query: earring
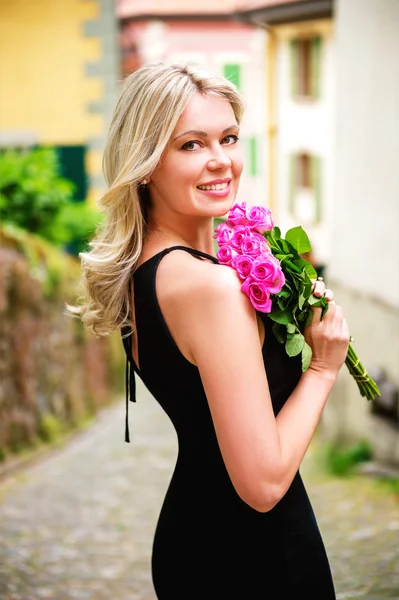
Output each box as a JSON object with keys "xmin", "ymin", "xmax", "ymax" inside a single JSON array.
[{"xmin": 141, "ymin": 179, "xmax": 148, "ymax": 186}]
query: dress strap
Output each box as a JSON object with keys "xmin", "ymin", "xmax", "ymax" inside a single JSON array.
[
  {"xmin": 161, "ymin": 245, "xmax": 219, "ymax": 265},
  {"xmin": 121, "ymin": 325, "xmax": 137, "ymax": 443}
]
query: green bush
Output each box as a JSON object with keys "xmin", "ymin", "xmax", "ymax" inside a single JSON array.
[
  {"xmin": 42, "ymin": 201, "xmax": 104, "ymax": 256},
  {"xmin": 323, "ymin": 439, "xmax": 373, "ymax": 476},
  {"xmin": 0, "ymin": 147, "xmax": 103, "ymax": 256},
  {"xmin": 0, "ymin": 147, "xmax": 74, "ymax": 233},
  {"xmin": 39, "ymin": 413, "xmax": 66, "ymax": 444}
]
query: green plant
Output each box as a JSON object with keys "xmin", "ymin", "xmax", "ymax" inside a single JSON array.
[
  {"xmin": 41, "ymin": 200, "xmax": 104, "ymax": 255},
  {"xmin": 38, "ymin": 413, "xmax": 66, "ymax": 444},
  {"xmin": 0, "ymin": 147, "xmax": 74, "ymax": 233},
  {"xmin": 0, "ymin": 147, "xmax": 103, "ymax": 256},
  {"xmin": 323, "ymin": 439, "xmax": 373, "ymax": 476},
  {"xmin": 376, "ymin": 477, "xmax": 399, "ymax": 496}
]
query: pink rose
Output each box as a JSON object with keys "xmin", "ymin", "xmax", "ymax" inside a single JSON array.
[
  {"xmin": 241, "ymin": 278, "xmax": 272, "ymax": 313},
  {"xmin": 216, "ymin": 245, "xmax": 238, "ymax": 265},
  {"xmin": 231, "ymin": 254, "xmax": 255, "ymax": 279},
  {"xmin": 227, "ymin": 202, "xmax": 249, "ymax": 226},
  {"xmin": 246, "ymin": 205, "xmax": 274, "ymax": 233},
  {"xmin": 213, "ymin": 222, "xmax": 233, "ymax": 246},
  {"xmin": 241, "ymin": 234, "xmax": 270, "ymax": 257},
  {"xmin": 213, "ymin": 221, "xmax": 226, "ymax": 237},
  {"xmin": 253, "ymin": 232, "xmax": 271, "ymax": 253},
  {"xmin": 251, "ymin": 253, "xmax": 285, "ymax": 294},
  {"xmin": 230, "ymin": 225, "xmax": 252, "ymax": 252}
]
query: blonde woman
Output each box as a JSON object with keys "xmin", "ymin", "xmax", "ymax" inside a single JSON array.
[{"xmin": 72, "ymin": 63, "xmax": 348, "ymax": 598}]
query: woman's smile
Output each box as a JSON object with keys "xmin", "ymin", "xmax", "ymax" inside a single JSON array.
[{"xmin": 197, "ymin": 178, "xmax": 232, "ymax": 196}]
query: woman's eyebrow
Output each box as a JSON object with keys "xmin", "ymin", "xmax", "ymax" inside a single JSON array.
[{"xmin": 172, "ymin": 125, "xmax": 239, "ymax": 142}]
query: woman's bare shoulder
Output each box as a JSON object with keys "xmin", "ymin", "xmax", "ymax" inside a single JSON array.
[{"xmin": 155, "ymin": 248, "xmax": 242, "ymax": 305}]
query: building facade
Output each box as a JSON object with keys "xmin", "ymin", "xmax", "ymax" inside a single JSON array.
[{"xmin": 0, "ymin": 0, "xmax": 120, "ymax": 203}]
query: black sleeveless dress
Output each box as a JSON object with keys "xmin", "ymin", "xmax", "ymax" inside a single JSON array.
[{"xmin": 121, "ymin": 246, "xmax": 336, "ymax": 600}]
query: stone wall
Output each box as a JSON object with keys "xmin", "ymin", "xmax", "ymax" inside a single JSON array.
[{"xmin": 0, "ymin": 226, "xmax": 125, "ymax": 457}]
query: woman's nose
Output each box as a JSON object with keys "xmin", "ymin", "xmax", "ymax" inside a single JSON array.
[{"xmin": 207, "ymin": 148, "xmax": 232, "ymax": 170}]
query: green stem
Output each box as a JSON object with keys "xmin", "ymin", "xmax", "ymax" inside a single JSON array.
[
  {"xmin": 344, "ymin": 343, "xmax": 380, "ymax": 401},
  {"xmin": 280, "ymin": 258, "xmax": 302, "ymax": 274}
]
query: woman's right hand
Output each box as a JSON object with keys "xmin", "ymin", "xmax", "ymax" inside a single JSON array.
[{"xmin": 304, "ymin": 298, "xmax": 350, "ymax": 379}]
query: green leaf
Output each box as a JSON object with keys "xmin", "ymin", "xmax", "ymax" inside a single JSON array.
[
  {"xmin": 307, "ymin": 295, "xmax": 325, "ymax": 306},
  {"xmin": 285, "ymin": 333, "xmax": 305, "ymax": 357},
  {"xmin": 304, "ymin": 310, "xmax": 314, "ymax": 328},
  {"xmin": 285, "ymin": 226, "xmax": 312, "ymax": 254},
  {"xmin": 272, "ymin": 322, "xmax": 286, "ymax": 344},
  {"xmin": 277, "ymin": 288, "xmax": 291, "ymax": 299},
  {"xmin": 293, "ymin": 260, "xmax": 317, "ymax": 279},
  {"xmin": 289, "ymin": 275, "xmax": 301, "ymax": 291},
  {"xmin": 268, "ymin": 309, "xmax": 293, "ymax": 325},
  {"xmin": 298, "ymin": 291, "xmax": 306, "ymax": 310},
  {"xmin": 300, "ymin": 280, "xmax": 313, "ymax": 298},
  {"xmin": 321, "ymin": 301, "xmax": 329, "ymax": 319},
  {"xmin": 272, "ymin": 226, "xmax": 281, "ymax": 238},
  {"xmin": 286, "ymin": 323, "xmax": 296, "ymax": 334},
  {"xmin": 277, "ymin": 297, "xmax": 288, "ymax": 310},
  {"xmin": 301, "ymin": 342, "xmax": 312, "ymax": 371},
  {"xmin": 278, "ymin": 239, "xmax": 292, "ymax": 254}
]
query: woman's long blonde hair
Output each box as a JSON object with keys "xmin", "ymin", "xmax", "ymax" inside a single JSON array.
[{"xmin": 68, "ymin": 62, "xmax": 244, "ymax": 337}]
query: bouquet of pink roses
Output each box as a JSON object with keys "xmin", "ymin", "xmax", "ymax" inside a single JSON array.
[{"xmin": 213, "ymin": 202, "xmax": 380, "ymax": 402}]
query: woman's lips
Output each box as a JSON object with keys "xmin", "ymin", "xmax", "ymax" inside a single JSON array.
[{"xmin": 197, "ymin": 182, "xmax": 231, "ymax": 197}]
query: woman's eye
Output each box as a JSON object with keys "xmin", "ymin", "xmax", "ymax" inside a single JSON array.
[
  {"xmin": 181, "ymin": 140, "xmax": 201, "ymax": 151},
  {"xmin": 222, "ymin": 134, "xmax": 239, "ymax": 145}
]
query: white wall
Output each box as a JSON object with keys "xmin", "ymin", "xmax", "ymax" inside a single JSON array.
[
  {"xmin": 329, "ymin": 0, "xmax": 399, "ymax": 307},
  {"xmin": 321, "ymin": 0, "xmax": 399, "ymax": 465}
]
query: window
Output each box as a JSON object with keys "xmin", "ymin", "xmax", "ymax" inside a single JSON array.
[
  {"xmin": 223, "ymin": 64, "xmax": 241, "ymax": 90},
  {"xmin": 298, "ymin": 153, "xmax": 311, "ymax": 188},
  {"xmin": 289, "ymin": 36, "xmax": 322, "ymax": 99},
  {"xmin": 289, "ymin": 153, "xmax": 322, "ymax": 224}
]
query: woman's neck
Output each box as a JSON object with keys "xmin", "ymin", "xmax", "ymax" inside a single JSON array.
[{"xmin": 147, "ymin": 219, "xmax": 215, "ymax": 257}]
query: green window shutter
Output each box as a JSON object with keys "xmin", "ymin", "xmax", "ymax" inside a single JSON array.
[
  {"xmin": 288, "ymin": 153, "xmax": 297, "ymax": 215},
  {"xmin": 223, "ymin": 64, "xmax": 241, "ymax": 90},
  {"xmin": 289, "ymin": 40, "xmax": 299, "ymax": 98},
  {"xmin": 311, "ymin": 155, "xmax": 322, "ymax": 222},
  {"xmin": 249, "ymin": 137, "xmax": 257, "ymax": 177},
  {"xmin": 55, "ymin": 145, "xmax": 87, "ymax": 201},
  {"xmin": 310, "ymin": 36, "xmax": 322, "ymax": 100}
]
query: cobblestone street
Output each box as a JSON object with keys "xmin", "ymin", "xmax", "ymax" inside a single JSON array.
[{"xmin": 0, "ymin": 380, "xmax": 398, "ymax": 600}]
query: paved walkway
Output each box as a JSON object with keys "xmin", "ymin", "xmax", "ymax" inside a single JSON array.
[{"xmin": 0, "ymin": 380, "xmax": 398, "ymax": 600}]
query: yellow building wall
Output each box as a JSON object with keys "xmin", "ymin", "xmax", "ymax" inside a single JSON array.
[
  {"xmin": 0, "ymin": 0, "xmax": 103, "ymax": 144},
  {"xmin": 272, "ymin": 18, "xmax": 333, "ymax": 40}
]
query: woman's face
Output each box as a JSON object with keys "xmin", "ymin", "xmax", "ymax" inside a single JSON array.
[{"xmin": 149, "ymin": 92, "xmax": 243, "ymax": 219}]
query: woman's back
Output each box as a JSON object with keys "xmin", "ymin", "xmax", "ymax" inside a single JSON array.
[{"xmin": 122, "ymin": 246, "xmax": 336, "ymax": 599}]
